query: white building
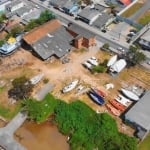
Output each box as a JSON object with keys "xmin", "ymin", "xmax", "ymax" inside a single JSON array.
[
  {"xmin": 0, "ymin": 0, "xmax": 11, "ymax": 14},
  {"xmin": 6, "ymin": 0, "xmax": 24, "ymax": 12}
]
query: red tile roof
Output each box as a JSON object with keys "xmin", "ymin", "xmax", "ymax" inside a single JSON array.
[
  {"xmin": 23, "ymin": 19, "xmax": 62, "ymax": 45},
  {"xmin": 119, "ymin": 0, "xmax": 132, "ymax": 5}
]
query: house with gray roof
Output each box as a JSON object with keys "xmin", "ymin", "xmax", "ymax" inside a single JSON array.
[
  {"xmin": 77, "ymin": 7, "xmax": 100, "ymax": 25},
  {"xmin": 139, "ymin": 28, "xmax": 150, "ymax": 50},
  {"xmin": 23, "ymin": 19, "xmax": 73, "ymax": 60},
  {"xmin": 67, "ymin": 23, "xmax": 96, "ymax": 48},
  {"xmin": 49, "ymin": 0, "xmax": 68, "ymax": 10},
  {"xmin": 125, "ymin": 91, "xmax": 150, "ymax": 140}
]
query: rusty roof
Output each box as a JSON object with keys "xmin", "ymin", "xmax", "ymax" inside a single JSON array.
[{"xmin": 23, "ymin": 19, "xmax": 62, "ymax": 45}]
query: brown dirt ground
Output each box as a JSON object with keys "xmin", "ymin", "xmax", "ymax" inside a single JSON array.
[{"xmin": 0, "ymin": 46, "xmax": 149, "ymax": 136}]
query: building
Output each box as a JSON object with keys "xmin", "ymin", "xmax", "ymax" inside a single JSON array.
[
  {"xmin": 138, "ymin": 28, "xmax": 150, "ymax": 50},
  {"xmin": 0, "ymin": 0, "xmax": 11, "ymax": 14},
  {"xmin": 62, "ymin": 1, "xmax": 79, "ymax": 15},
  {"xmin": 49, "ymin": 0, "xmax": 68, "ymax": 10},
  {"xmin": 23, "ymin": 19, "xmax": 73, "ymax": 60},
  {"xmin": 125, "ymin": 91, "xmax": 150, "ymax": 140},
  {"xmin": 93, "ymin": 12, "xmax": 113, "ymax": 29},
  {"xmin": 67, "ymin": 23, "xmax": 96, "ymax": 49},
  {"xmin": 77, "ymin": 7, "xmax": 100, "ymax": 25},
  {"xmin": 5, "ymin": 0, "xmax": 24, "ymax": 12}
]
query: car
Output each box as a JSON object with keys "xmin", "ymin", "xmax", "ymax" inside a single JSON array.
[
  {"xmin": 130, "ymin": 32, "xmax": 136, "ymax": 36},
  {"xmin": 127, "ymin": 33, "xmax": 134, "ymax": 37},
  {"xmin": 87, "ymin": 57, "xmax": 98, "ymax": 66},
  {"xmin": 35, "ymin": 5, "xmax": 40, "ymax": 9},
  {"xmin": 147, "ymin": 61, "xmax": 150, "ymax": 65},
  {"xmin": 83, "ymin": 61, "xmax": 93, "ymax": 70},
  {"xmin": 130, "ymin": 29, "xmax": 137, "ymax": 33},
  {"xmin": 117, "ymin": 47, "xmax": 124, "ymax": 52}
]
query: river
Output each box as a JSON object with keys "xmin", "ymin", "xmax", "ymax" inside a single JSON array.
[{"xmin": 15, "ymin": 121, "xmax": 70, "ymax": 150}]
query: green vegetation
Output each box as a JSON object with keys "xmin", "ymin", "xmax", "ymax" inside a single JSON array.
[
  {"xmin": 43, "ymin": 78, "xmax": 49, "ymax": 84},
  {"xmin": 138, "ymin": 134, "xmax": 150, "ymax": 150},
  {"xmin": 0, "ymin": 103, "xmax": 21, "ymax": 120},
  {"xmin": 92, "ymin": 59, "xmax": 108, "ymax": 73},
  {"xmin": 0, "ymin": 40, "xmax": 5, "ymax": 47},
  {"xmin": 8, "ymin": 76, "xmax": 33, "ymax": 100},
  {"xmin": 0, "ymin": 14, "xmax": 6, "ymax": 23},
  {"xmin": 25, "ymin": 10, "xmax": 55, "ymax": 32},
  {"xmin": 22, "ymin": 94, "xmax": 58, "ymax": 123},
  {"xmin": 137, "ymin": 11, "xmax": 150, "ymax": 26},
  {"xmin": 6, "ymin": 25, "xmax": 24, "ymax": 39},
  {"xmin": 22, "ymin": 94, "xmax": 137, "ymax": 150},
  {"xmin": 102, "ymin": 43, "xmax": 110, "ymax": 49},
  {"xmin": 92, "ymin": 65, "xmax": 106, "ymax": 73},
  {"xmin": 121, "ymin": 3, "xmax": 143, "ymax": 18},
  {"xmin": 127, "ymin": 45, "xmax": 146, "ymax": 66}
]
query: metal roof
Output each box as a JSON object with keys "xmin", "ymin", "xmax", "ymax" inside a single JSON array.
[
  {"xmin": 32, "ymin": 26, "xmax": 73, "ymax": 60},
  {"xmin": 125, "ymin": 91, "xmax": 150, "ymax": 131},
  {"xmin": 68, "ymin": 23, "xmax": 95, "ymax": 39},
  {"xmin": 78, "ymin": 7, "xmax": 100, "ymax": 21}
]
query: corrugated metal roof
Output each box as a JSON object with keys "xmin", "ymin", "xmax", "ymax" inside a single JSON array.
[{"xmin": 125, "ymin": 91, "xmax": 150, "ymax": 131}]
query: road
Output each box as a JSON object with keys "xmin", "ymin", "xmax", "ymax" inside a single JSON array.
[
  {"xmin": 0, "ymin": 112, "xmax": 27, "ymax": 150},
  {"xmin": 30, "ymin": 0, "xmax": 130, "ymax": 52}
]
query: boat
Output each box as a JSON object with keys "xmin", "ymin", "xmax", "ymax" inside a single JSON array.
[
  {"xmin": 107, "ymin": 55, "xmax": 117, "ymax": 67},
  {"xmin": 30, "ymin": 73, "xmax": 44, "ymax": 85},
  {"xmin": 62, "ymin": 80, "xmax": 79, "ymax": 93},
  {"xmin": 91, "ymin": 88, "xmax": 106, "ymax": 98},
  {"xmin": 121, "ymin": 88, "xmax": 139, "ymax": 101},
  {"xmin": 115, "ymin": 94, "xmax": 131, "ymax": 107},
  {"xmin": 109, "ymin": 100, "xmax": 126, "ymax": 111},
  {"xmin": 88, "ymin": 91, "xmax": 105, "ymax": 105},
  {"xmin": 106, "ymin": 104, "xmax": 121, "ymax": 116}
]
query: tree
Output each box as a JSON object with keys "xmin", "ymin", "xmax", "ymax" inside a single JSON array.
[
  {"xmin": 22, "ymin": 94, "xmax": 58, "ymax": 123},
  {"xmin": 102, "ymin": 43, "xmax": 110, "ymax": 49},
  {"xmin": 0, "ymin": 40, "xmax": 5, "ymax": 47},
  {"xmin": 8, "ymin": 76, "xmax": 33, "ymax": 100},
  {"xmin": 0, "ymin": 14, "xmax": 6, "ymax": 23},
  {"xmin": 127, "ymin": 45, "xmax": 146, "ymax": 66}
]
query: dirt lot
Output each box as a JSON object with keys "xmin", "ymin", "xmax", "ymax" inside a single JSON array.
[{"xmin": 0, "ymin": 46, "xmax": 149, "ymax": 135}]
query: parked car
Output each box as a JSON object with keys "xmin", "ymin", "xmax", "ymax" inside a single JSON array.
[
  {"xmin": 117, "ymin": 47, "xmax": 124, "ymax": 52},
  {"xmin": 87, "ymin": 57, "xmax": 98, "ymax": 66},
  {"xmin": 130, "ymin": 29, "xmax": 137, "ymax": 33},
  {"xmin": 82, "ymin": 61, "xmax": 93, "ymax": 70}
]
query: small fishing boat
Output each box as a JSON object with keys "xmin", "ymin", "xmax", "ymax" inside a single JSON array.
[
  {"xmin": 109, "ymin": 100, "xmax": 126, "ymax": 111},
  {"xmin": 106, "ymin": 104, "xmax": 120, "ymax": 116}
]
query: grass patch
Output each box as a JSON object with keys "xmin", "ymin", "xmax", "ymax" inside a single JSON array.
[
  {"xmin": 138, "ymin": 134, "xmax": 150, "ymax": 150},
  {"xmin": 137, "ymin": 10, "xmax": 150, "ymax": 25},
  {"xmin": 0, "ymin": 86, "xmax": 5, "ymax": 93},
  {"xmin": 121, "ymin": 3, "xmax": 143, "ymax": 18},
  {"xmin": 0, "ymin": 103, "xmax": 21, "ymax": 120}
]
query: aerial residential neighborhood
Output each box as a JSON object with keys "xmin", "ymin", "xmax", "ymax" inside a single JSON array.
[{"xmin": 0, "ymin": 0, "xmax": 150, "ymax": 150}]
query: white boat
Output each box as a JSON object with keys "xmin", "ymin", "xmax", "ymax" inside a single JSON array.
[
  {"xmin": 30, "ymin": 73, "xmax": 44, "ymax": 85},
  {"xmin": 115, "ymin": 94, "xmax": 131, "ymax": 107},
  {"xmin": 62, "ymin": 80, "xmax": 79, "ymax": 93},
  {"xmin": 121, "ymin": 88, "xmax": 139, "ymax": 101},
  {"xmin": 107, "ymin": 55, "xmax": 117, "ymax": 67}
]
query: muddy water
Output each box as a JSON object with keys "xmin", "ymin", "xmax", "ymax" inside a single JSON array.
[{"xmin": 15, "ymin": 121, "xmax": 70, "ymax": 150}]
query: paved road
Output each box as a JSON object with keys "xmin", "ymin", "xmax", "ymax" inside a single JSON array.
[{"xmin": 0, "ymin": 112, "xmax": 27, "ymax": 150}]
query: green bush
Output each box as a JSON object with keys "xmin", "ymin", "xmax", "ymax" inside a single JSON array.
[
  {"xmin": 92, "ymin": 65, "xmax": 106, "ymax": 73},
  {"xmin": 43, "ymin": 78, "xmax": 49, "ymax": 84}
]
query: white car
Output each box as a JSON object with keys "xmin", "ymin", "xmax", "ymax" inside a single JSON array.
[
  {"xmin": 83, "ymin": 61, "xmax": 93, "ymax": 70},
  {"xmin": 35, "ymin": 5, "xmax": 40, "ymax": 9},
  {"xmin": 117, "ymin": 47, "xmax": 125, "ymax": 52},
  {"xmin": 87, "ymin": 57, "xmax": 98, "ymax": 66}
]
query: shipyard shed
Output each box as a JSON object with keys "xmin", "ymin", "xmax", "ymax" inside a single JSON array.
[{"xmin": 125, "ymin": 91, "xmax": 150, "ymax": 140}]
